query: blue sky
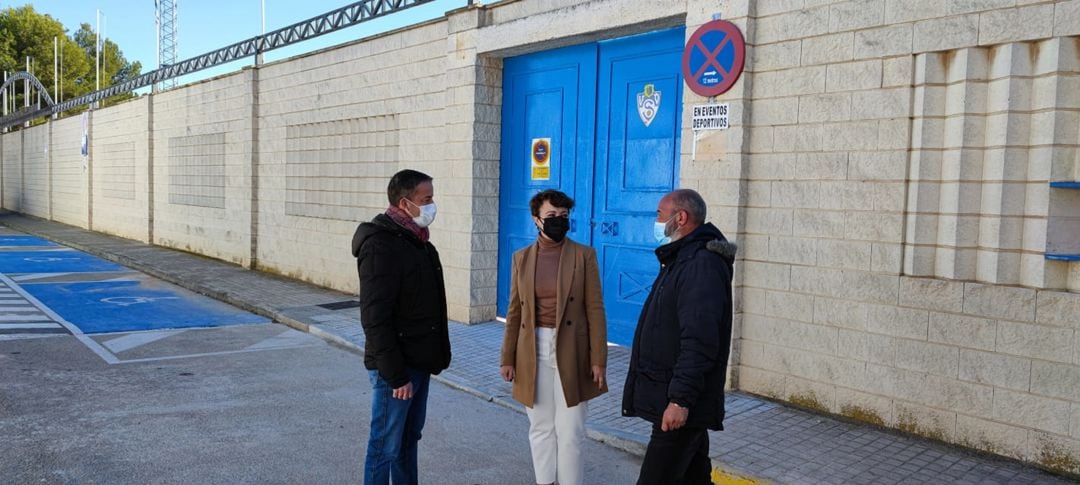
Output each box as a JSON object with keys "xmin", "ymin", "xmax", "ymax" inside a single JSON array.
[{"xmin": 6, "ymin": 0, "xmax": 464, "ymax": 89}]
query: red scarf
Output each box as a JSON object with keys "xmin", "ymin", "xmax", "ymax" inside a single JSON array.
[{"xmin": 385, "ymin": 205, "xmax": 430, "ymax": 242}]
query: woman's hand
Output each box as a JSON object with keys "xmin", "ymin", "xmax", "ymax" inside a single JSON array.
[
  {"xmin": 500, "ymin": 365, "xmax": 515, "ymax": 382},
  {"xmin": 591, "ymin": 365, "xmax": 606, "ymax": 389}
]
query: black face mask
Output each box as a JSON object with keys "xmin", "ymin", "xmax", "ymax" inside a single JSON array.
[{"xmin": 540, "ymin": 216, "xmax": 570, "ymax": 242}]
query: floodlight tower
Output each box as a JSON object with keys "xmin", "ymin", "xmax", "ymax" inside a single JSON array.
[{"xmin": 155, "ymin": 0, "xmax": 178, "ymax": 90}]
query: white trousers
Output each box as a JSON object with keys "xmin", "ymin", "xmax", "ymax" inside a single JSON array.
[{"xmin": 526, "ymin": 327, "xmax": 587, "ymax": 485}]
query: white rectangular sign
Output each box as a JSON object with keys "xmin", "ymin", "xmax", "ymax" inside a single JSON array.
[
  {"xmin": 530, "ymin": 138, "xmax": 551, "ymax": 181},
  {"xmin": 691, "ymin": 103, "xmax": 729, "ymax": 131}
]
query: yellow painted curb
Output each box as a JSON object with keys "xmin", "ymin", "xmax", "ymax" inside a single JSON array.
[{"xmin": 711, "ymin": 466, "xmax": 765, "ymax": 485}]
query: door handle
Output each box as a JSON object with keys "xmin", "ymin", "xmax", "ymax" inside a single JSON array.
[{"xmin": 600, "ymin": 221, "xmax": 619, "ymax": 236}]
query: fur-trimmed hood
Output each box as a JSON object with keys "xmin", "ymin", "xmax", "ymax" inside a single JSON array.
[{"xmin": 706, "ymin": 239, "xmax": 738, "ymax": 261}]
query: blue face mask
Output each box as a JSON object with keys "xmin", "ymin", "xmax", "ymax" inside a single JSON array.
[{"xmin": 653, "ymin": 215, "xmax": 675, "ymax": 245}]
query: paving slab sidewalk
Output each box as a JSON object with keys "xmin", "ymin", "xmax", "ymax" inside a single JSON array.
[{"xmin": 2, "ymin": 213, "xmax": 1074, "ymax": 485}]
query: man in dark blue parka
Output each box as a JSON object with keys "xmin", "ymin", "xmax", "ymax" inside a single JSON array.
[{"xmin": 622, "ymin": 189, "xmax": 737, "ymax": 485}]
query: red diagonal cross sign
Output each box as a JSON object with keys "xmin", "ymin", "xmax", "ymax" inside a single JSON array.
[
  {"xmin": 692, "ymin": 35, "xmax": 731, "ymax": 80},
  {"xmin": 682, "ymin": 19, "xmax": 746, "ymax": 97}
]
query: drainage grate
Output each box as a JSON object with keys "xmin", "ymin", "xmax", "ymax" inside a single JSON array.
[{"xmin": 317, "ymin": 300, "xmax": 362, "ymax": 311}]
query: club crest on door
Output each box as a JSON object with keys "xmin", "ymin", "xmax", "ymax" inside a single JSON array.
[{"xmin": 637, "ymin": 83, "xmax": 661, "ymax": 127}]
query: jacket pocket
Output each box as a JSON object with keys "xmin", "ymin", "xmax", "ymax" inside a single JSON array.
[
  {"xmin": 397, "ymin": 324, "xmax": 438, "ymax": 355},
  {"xmin": 632, "ymin": 368, "xmax": 673, "ymax": 418},
  {"xmin": 575, "ymin": 331, "xmax": 591, "ymax": 368},
  {"xmin": 397, "ymin": 324, "xmax": 436, "ymax": 340}
]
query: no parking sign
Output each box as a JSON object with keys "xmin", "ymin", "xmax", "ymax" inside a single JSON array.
[{"xmin": 682, "ymin": 19, "xmax": 746, "ymax": 97}]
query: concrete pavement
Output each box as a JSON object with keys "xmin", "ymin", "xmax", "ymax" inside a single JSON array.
[{"xmin": 2, "ymin": 213, "xmax": 1075, "ymax": 485}]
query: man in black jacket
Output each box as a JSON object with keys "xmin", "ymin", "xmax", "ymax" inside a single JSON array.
[
  {"xmin": 351, "ymin": 169, "xmax": 451, "ymax": 485},
  {"xmin": 622, "ymin": 188, "xmax": 737, "ymax": 485}
]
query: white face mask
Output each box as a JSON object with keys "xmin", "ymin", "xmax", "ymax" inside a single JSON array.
[{"xmin": 407, "ymin": 199, "xmax": 437, "ymax": 228}]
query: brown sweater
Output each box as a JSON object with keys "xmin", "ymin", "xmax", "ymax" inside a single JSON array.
[{"xmin": 534, "ymin": 236, "xmax": 564, "ymax": 328}]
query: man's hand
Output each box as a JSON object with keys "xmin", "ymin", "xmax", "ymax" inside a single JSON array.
[
  {"xmin": 392, "ymin": 382, "xmax": 414, "ymax": 400},
  {"xmin": 591, "ymin": 365, "xmax": 606, "ymax": 389},
  {"xmin": 661, "ymin": 402, "xmax": 689, "ymax": 432},
  {"xmin": 500, "ymin": 365, "xmax": 515, "ymax": 382}
]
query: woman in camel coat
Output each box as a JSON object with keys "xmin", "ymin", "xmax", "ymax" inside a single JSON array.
[{"xmin": 500, "ymin": 189, "xmax": 608, "ymax": 485}]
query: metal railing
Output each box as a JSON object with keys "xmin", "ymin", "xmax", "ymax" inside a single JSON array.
[{"xmin": 0, "ymin": 0, "xmax": 435, "ymax": 129}]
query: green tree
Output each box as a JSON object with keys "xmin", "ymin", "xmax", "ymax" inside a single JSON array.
[
  {"xmin": 0, "ymin": 5, "xmax": 68, "ymax": 112},
  {"xmin": 73, "ymin": 23, "xmax": 141, "ymax": 108},
  {"xmin": 0, "ymin": 5, "xmax": 142, "ymax": 123}
]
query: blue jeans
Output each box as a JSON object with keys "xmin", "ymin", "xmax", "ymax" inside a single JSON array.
[{"xmin": 364, "ymin": 369, "xmax": 431, "ymax": 485}]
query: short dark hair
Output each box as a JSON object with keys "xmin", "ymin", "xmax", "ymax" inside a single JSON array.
[
  {"xmin": 387, "ymin": 169, "xmax": 433, "ymax": 206},
  {"xmin": 669, "ymin": 189, "xmax": 707, "ymax": 224},
  {"xmin": 529, "ymin": 189, "xmax": 575, "ymax": 217}
]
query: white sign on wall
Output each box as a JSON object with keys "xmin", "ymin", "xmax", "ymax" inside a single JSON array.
[
  {"xmin": 691, "ymin": 103, "xmax": 729, "ymax": 131},
  {"xmin": 80, "ymin": 112, "xmax": 89, "ymax": 157}
]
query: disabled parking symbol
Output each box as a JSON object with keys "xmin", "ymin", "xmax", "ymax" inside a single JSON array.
[
  {"xmin": 101, "ymin": 296, "xmax": 181, "ymax": 307},
  {"xmin": 24, "ymin": 256, "xmax": 79, "ymax": 263}
]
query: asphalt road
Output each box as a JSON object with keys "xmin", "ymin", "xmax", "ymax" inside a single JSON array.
[{"xmin": 0, "ymin": 325, "xmax": 642, "ymax": 484}]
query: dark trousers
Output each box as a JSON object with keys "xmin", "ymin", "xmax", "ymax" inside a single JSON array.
[{"xmin": 637, "ymin": 424, "xmax": 711, "ymax": 485}]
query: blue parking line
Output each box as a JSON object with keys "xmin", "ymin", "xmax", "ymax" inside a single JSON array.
[
  {"xmin": 0, "ymin": 250, "xmax": 126, "ymax": 273},
  {"xmin": 0, "ymin": 235, "xmax": 59, "ymax": 247},
  {"xmin": 20, "ymin": 279, "xmax": 269, "ymax": 334},
  {"xmin": 0, "ymin": 234, "xmax": 270, "ymax": 334}
]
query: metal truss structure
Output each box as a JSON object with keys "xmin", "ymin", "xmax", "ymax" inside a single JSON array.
[
  {"xmin": 156, "ymin": 0, "xmax": 179, "ymax": 90},
  {"xmin": 0, "ymin": 0, "xmax": 434, "ymax": 129},
  {"xmin": 0, "ymin": 71, "xmax": 57, "ymax": 113}
]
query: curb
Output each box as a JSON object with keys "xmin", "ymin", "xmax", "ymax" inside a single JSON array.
[
  {"xmin": 712, "ymin": 467, "xmax": 766, "ymax": 485},
  {"xmin": 1, "ymin": 216, "xmax": 768, "ymax": 484}
]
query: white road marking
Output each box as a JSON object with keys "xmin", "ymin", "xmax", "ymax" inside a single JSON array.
[
  {"xmin": 101, "ymin": 296, "xmax": 180, "ymax": 307},
  {"xmin": 0, "ymin": 267, "xmax": 319, "ymax": 364},
  {"xmin": 0, "ymin": 333, "xmax": 65, "ymax": 341},
  {"xmin": 0, "ymin": 306, "xmax": 43, "ymax": 311},
  {"xmin": 0, "ymin": 323, "xmax": 63, "ymax": 329},
  {"xmin": 103, "ymin": 330, "xmax": 185, "ymax": 353},
  {"xmin": 115, "ymin": 344, "xmax": 322, "ymax": 364},
  {"xmin": 11, "ymin": 273, "xmax": 73, "ymax": 282},
  {"xmin": 0, "ymin": 273, "xmax": 118, "ymax": 364},
  {"xmin": 0, "ymin": 315, "xmax": 52, "ymax": 321},
  {"xmin": 245, "ymin": 330, "xmax": 321, "ymax": 350}
]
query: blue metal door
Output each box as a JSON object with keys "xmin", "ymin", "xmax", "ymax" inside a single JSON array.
[
  {"xmin": 497, "ymin": 44, "xmax": 597, "ymax": 317},
  {"xmin": 498, "ymin": 28, "xmax": 683, "ymax": 346},
  {"xmin": 593, "ymin": 29, "xmax": 684, "ymax": 345}
]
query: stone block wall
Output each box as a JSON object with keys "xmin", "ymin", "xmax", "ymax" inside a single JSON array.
[
  {"xmin": 254, "ymin": 20, "xmax": 451, "ymax": 297},
  {"xmin": 20, "ymin": 124, "xmax": 48, "ymax": 219},
  {"xmin": 92, "ymin": 97, "xmax": 150, "ymax": 242},
  {"xmin": 444, "ymin": 9, "xmax": 495, "ymax": 323},
  {"xmin": 905, "ymin": 39, "xmax": 1079, "ymax": 289},
  {"xmin": 151, "ymin": 72, "xmax": 253, "ymax": 266},
  {"xmin": 49, "ymin": 115, "xmax": 88, "ymax": 228},
  {"xmin": 3, "ymin": 129, "xmax": 21, "ymax": 211},
  {"xmin": 735, "ymin": 0, "xmax": 1080, "ymax": 473}
]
